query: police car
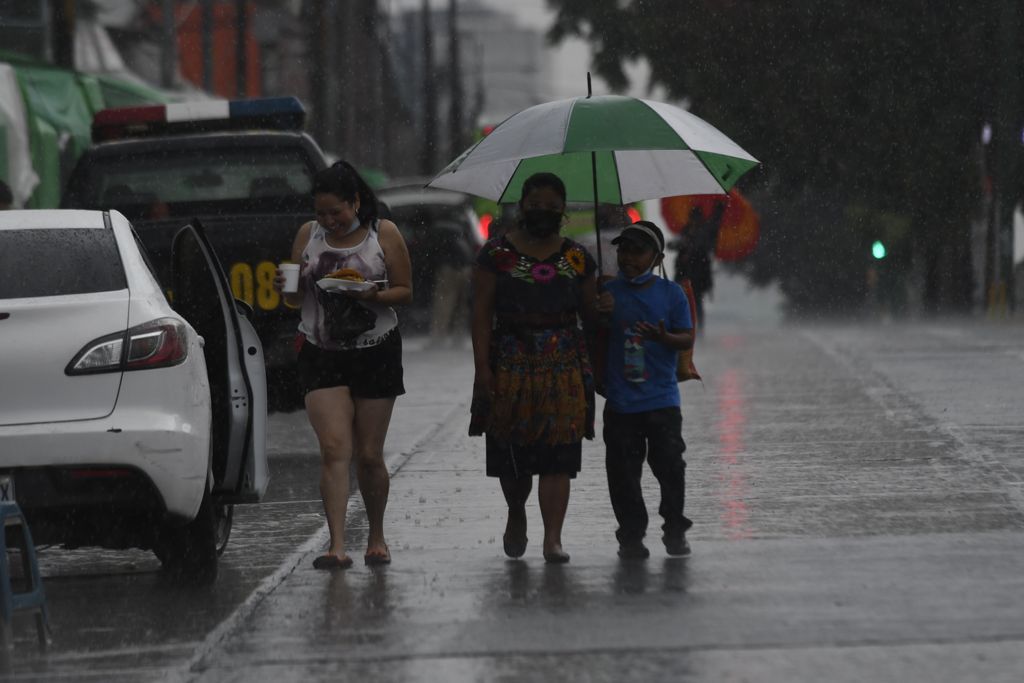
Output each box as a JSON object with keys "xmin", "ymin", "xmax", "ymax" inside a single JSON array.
[{"xmin": 62, "ymin": 97, "xmax": 329, "ymax": 371}]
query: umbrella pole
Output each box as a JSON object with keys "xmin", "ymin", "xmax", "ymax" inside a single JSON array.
[
  {"xmin": 586, "ymin": 72, "xmax": 604, "ymax": 275},
  {"xmin": 591, "ymin": 150, "xmax": 603, "ymax": 274}
]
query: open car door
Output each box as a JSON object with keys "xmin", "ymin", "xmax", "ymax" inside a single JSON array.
[{"xmin": 171, "ymin": 221, "xmax": 268, "ymax": 504}]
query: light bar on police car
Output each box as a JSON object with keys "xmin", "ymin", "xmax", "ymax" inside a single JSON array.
[{"xmin": 92, "ymin": 96, "xmax": 306, "ymax": 142}]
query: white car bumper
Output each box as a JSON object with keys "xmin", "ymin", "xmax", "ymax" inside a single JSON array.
[{"xmin": 0, "ymin": 407, "xmax": 209, "ymax": 520}]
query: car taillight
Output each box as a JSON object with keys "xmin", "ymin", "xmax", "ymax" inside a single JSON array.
[{"xmin": 66, "ymin": 318, "xmax": 188, "ymax": 375}]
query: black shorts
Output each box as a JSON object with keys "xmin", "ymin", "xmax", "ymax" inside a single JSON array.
[{"xmin": 297, "ymin": 329, "xmax": 405, "ymax": 398}]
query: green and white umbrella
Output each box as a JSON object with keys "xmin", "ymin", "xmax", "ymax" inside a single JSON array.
[{"xmin": 427, "ymin": 94, "xmax": 760, "ymax": 206}]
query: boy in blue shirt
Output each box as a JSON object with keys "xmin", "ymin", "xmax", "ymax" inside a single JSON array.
[{"xmin": 596, "ymin": 221, "xmax": 695, "ymax": 559}]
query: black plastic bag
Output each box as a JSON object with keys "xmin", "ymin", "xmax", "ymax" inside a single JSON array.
[{"xmin": 316, "ymin": 286, "xmax": 377, "ymax": 341}]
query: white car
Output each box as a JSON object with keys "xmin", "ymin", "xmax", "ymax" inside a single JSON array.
[{"xmin": 0, "ymin": 210, "xmax": 267, "ymax": 580}]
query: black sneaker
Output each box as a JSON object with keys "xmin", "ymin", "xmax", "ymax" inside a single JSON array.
[
  {"xmin": 617, "ymin": 540, "xmax": 650, "ymax": 560},
  {"xmin": 663, "ymin": 533, "xmax": 691, "ymax": 557}
]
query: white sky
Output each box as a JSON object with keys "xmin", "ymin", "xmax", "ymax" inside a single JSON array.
[{"xmin": 388, "ymin": 0, "xmax": 663, "ymax": 101}]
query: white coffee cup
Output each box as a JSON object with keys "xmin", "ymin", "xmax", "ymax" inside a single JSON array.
[{"xmin": 280, "ymin": 263, "xmax": 300, "ymax": 293}]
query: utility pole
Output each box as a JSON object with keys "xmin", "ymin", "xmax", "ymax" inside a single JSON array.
[
  {"xmin": 236, "ymin": 0, "xmax": 248, "ymax": 97},
  {"xmin": 448, "ymin": 0, "xmax": 464, "ymax": 160},
  {"xmin": 337, "ymin": 0, "xmax": 357, "ymax": 162},
  {"xmin": 420, "ymin": 0, "xmax": 438, "ymax": 175},
  {"xmin": 159, "ymin": 0, "xmax": 176, "ymax": 88},
  {"xmin": 367, "ymin": 1, "xmax": 385, "ymax": 170},
  {"xmin": 201, "ymin": 0, "xmax": 214, "ymax": 92},
  {"xmin": 990, "ymin": 0, "xmax": 1021, "ymax": 314},
  {"xmin": 51, "ymin": 0, "xmax": 75, "ymax": 69},
  {"xmin": 307, "ymin": 0, "xmax": 330, "ymax": 148}
]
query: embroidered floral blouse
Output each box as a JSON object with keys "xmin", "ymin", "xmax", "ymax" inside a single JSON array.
[{"xmin": 476, "ymin": 236, "xmax": 597, "ymax": 316}]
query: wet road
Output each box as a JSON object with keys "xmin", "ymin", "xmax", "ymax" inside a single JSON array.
[
  {"xmin": 4, "ymin": 301, "xmax": 1024, "ymax": 681},
  {"xmin": 1, "ymin": 452, "xmax": 324, "ymax": 680},
  {"xmin": 0, "ymin": 335, "xmax": 472, "ymax": 681}
]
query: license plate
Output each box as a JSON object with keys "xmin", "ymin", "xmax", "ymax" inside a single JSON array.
[{"xmin": 0, "ymin": 474, "xmax": 14, "ymax": 502}]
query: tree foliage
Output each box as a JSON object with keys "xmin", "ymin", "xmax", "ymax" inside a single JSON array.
[{"xmin": 548, "ymin": 0, "xmax": 1008, "ymax": 313}]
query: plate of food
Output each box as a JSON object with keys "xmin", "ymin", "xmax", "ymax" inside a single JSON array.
[{"xmin": 317, "ymin": 268, "xmax": 377, "ymax": 293}]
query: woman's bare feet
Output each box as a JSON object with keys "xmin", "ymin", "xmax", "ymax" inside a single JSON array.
[
  {"xmin": 503, "ymin": 505, "xmax": 528, "ymax": 558},
  {"xmin": 542, "ymin": 542, "xmax": 570, "ymax": 564}
]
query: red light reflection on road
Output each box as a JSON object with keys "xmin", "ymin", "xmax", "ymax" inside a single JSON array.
[{"xmin": 715, "ymin": 368, "xmax": 751, "ymax": 539}]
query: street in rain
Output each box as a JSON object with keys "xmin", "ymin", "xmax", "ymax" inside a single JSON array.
[{"xmin": 1, "ymin": 2, "xmax": 1023, "ymax": 683}]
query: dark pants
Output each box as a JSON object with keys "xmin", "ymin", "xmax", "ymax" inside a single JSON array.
[{"xmin": 603, "ymin": 406, "xmax": 692, "ymax": 544}]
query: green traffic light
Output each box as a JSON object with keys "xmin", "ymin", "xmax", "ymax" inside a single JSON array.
[{"xmin": 872, "ymin": 240, "xmax": 887, "ymax": 259}]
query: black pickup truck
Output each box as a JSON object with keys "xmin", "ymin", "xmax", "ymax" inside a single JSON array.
[{"xmin": 62, "ymin": 99, "xmax": 329, "ymax": 372}]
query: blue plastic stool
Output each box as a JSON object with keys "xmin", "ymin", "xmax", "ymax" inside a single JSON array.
[{"xmin": 0, "ymin": 502, "xmax": 50, "ymax": 649}]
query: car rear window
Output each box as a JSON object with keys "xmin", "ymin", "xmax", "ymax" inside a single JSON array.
[
  {"xmin": 65, "ymin": 146, "xmax": 315, "ymax": 220},
  {"xmin": 0, "ymin": 228, "xmax": 127, "ymax": 298}
]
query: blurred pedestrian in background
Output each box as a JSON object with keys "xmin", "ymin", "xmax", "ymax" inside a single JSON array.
[
  {"xmin": 274, "ymin": 161, "xmax": 413, "ymax": 570},
  {"xmin": 596, "ymin": 221, "xmax": 695, "ymax": 559},
  {"xmin": 0, "ymin": 180, "xmax": 12, "ymax": 210},
  {"xmin": 469, "ymin": 172, "xmax": 599, "ymax": 564},
  {"xmin": 427, "ymin": 211, "xmax": 475, "ymax": 347},
  {"xmin": 672, "ymin": 204, "xmax": 722, "ymax": 327}
]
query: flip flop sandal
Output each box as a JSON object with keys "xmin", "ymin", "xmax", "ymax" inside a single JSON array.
[
  {"xmin": 313, "ymin": 554, "xmax": 353, "ymax": 570},
  {"xmin": 364, "ymin": 545, "xmax": 391, "ymax": 566}
]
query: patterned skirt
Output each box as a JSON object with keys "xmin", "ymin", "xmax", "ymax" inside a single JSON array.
[{"xmin": 471, "ymin": 325, "xmax": 594, "ymax": 477}]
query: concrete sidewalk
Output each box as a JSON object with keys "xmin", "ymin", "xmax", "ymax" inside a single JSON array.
[{"xmin": 188, "ymin": 320, "xmax": 1024, "ymax": 683}]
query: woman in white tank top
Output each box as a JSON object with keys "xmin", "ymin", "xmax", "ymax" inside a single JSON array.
[{"xmin": 274, "ymin": 161, "xmax": 412, "ymax": 569}]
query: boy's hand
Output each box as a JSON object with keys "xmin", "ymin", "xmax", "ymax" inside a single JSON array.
[
  {"xmin": 596, "ymin": 290, "xmax": 614, "ymax": 315},
  {"xmin": 634, "ymin": 319, "xmax": 668, "ymax": 343}
]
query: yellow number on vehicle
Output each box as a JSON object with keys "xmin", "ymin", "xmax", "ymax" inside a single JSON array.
[
  {"xmin": 230, "ymin": 263, "xmax": 254, "ymax": 307},
  {"xmin": 255, "ymin": 261, "xmax": 280, "ymax": 310},
  {"xmin": 230, "ymin": 262, "xmax": 283, "ymax": 310}
]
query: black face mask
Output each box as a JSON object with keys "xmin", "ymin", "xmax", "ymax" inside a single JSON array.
[{"xmin": 522, "ymin": 209, "xmax": 562, "ymax": 237}]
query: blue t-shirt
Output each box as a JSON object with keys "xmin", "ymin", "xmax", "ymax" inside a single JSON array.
[{"xmin": 604, "ymin": 277, "xmax": 693, "ymax": 414}]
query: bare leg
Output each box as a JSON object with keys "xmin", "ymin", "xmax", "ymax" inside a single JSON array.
[
  {"xmin": 500, "ymin": 475, "xmax": 532, "ymax": 557},
  {"xmin": 353, "ymin": 397, "xmax": 396, "ymax": 560},
  {"xmin": 305, "ymin": 386, "xmax": 356, "ymax": 562},
  {"xmin": 538, "ymin": 473, "xmax": 571, "ymax": 561}
]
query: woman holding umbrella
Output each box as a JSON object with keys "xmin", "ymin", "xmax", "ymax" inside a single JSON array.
[{"xmin": 469, "ymin": 172, "xmax": 603, "ymax": 564}]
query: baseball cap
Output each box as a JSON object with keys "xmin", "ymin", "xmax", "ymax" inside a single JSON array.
[{"xmin": 611, "ymin": 220, "xmax": 665, "ymax": 254}]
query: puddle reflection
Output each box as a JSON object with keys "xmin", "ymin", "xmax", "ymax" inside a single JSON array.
[
  {"xmin": 715, "ymin": 368, "xmax": 752, "ymax": 539},
  {"xmin": 321, "ymin": 566, "xmax": 395, "ymax": 632},
  {"xmin": 661, "ymin": 557, "xmax": 690, "ymax": 593},
  {"xmin": 487, "ymin": 560, "xmax": 584, "ymax": 609},
  {"xmin": 505, "ymin": 559, "xmax": 530, "ymax": 601},
  {"xmin": 612, "ymin": 557, "xmax": 691, "ymax": 596},
  {"xmin": 612, "ymin": 560, "xmax": 649, "ymax": 595}
]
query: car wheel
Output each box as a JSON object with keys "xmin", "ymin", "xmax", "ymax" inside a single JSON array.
[
  {"xmin": 215, "ymin": 503, "xmax": 233, "ymax": 557},
  {"xmin": 154, "ymin": 488, "xmax": 219, "ymax": 583}
]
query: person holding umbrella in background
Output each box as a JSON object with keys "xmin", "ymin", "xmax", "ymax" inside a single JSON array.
[
  {"xmin": 469, "ymin": 172, "xmax": 600, "ymax": 564},
  {"xmin": 672, "ymin": 204, "xmax": 723, "ymax": 327}
]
